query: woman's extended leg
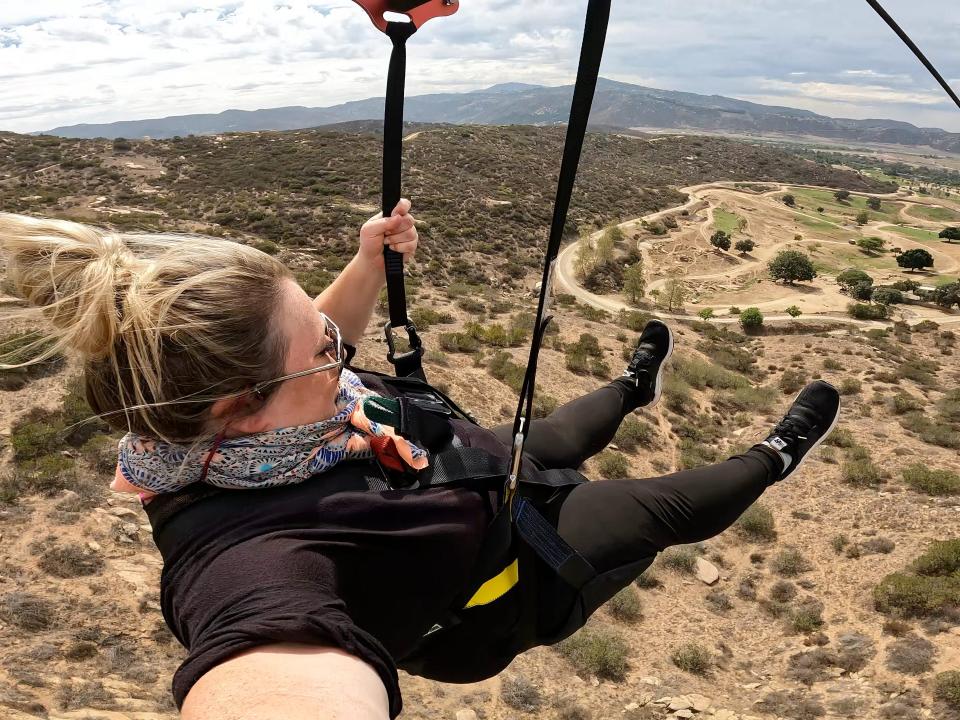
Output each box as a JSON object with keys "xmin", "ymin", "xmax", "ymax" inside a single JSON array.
[
  {"xmin": 538, "ymin": 380, "xmax": 840, "ymax": 635},
  {"xmin": 491, "ymin": 320, "xmax": 673, "ymax": 469}
]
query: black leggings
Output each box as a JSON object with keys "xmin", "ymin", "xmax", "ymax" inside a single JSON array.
[{"xmin": 491, "ymin": 379, "xmax": 780, "ymax": 576}]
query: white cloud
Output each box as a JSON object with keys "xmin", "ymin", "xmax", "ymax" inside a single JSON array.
[{"xmin": 0, "ymin": 0, "xmax": 957, "ymax": 133}]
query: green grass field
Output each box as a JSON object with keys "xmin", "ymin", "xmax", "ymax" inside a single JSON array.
[
  {"xmin": 793, "ymin": 213, "xmax": 857, "ymax": 241},
  {"xmin": 808, "ymin": 242, "xmax": 896, "ymax": 275},
  {"xmin": 788, "ymin": 187, "xmax": 903, "ymax": 224},
  {"xmin": 880, "ymin": 225, "xmax": 941, "ymax": 243},
  {"xmin": 712, "ymin": 208, "xmax": 744, "ymax": 236},
  {"xmin": 905, "ymin": 204, "xmax": 960, "ymax": 223}
]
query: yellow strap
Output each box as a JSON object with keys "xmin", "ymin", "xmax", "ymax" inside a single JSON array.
[{"xmin": 463, "ymin": 559, "xmax": 519, "ymax": 609}]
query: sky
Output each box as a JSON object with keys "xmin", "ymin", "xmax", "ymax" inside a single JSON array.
[{"xmin": 1, "ymin": 0, "xmax": 959, "ymax": 134}]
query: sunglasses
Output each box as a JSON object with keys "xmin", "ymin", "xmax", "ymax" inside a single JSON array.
[{"xmin": 250, "ymin": 311, "xmax": 344, "ymax": 401}]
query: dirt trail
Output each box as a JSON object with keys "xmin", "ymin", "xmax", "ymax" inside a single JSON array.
[{"xmin": 555, "ymin": 181, "xmax": 960, "ymax": 328}]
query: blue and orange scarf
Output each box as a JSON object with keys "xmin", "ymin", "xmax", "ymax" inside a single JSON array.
[{"xmin": 112, "ymin": 369, "xmax": 428, "ymax": 497}]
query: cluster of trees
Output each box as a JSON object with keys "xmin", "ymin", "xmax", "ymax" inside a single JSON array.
[{"xmin": 710, "ymin": 230, "xmax": 755, "ymax": 255}]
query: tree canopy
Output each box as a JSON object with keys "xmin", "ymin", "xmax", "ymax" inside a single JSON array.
[
  {"xmin": 735, "ymin": 238, "xmax": 755, "ymax": 254},
  {"xmin": 837, "ymin": 268, "xmax": 873, "ymax": 293},
  {"xmin": 940, "ymin": 227, "xmax": 960, "ymax": 242},
  {"xmin": 710, "ymin": 230, "xmax": 731, "ymax": 251},
  {"xmin": 896, "ymin": 248, "xmax": 934, "ymax": 272},
  {"xmin": 769, "ymin": 250, "xmax": 817, "ymax": 284}
]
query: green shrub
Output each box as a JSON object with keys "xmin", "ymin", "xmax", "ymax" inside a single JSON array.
[
  {"xmin": 842, "ymin": 459, "xmax": 883, "ymax": 487},
  {"xmin": 673, "ymin": 356, "xmax": 748, "ymax": 391},
  {"xmin": 670, "ymin": 642, "xmax": 712, "ymax": 675},
  {"xmin": 565, "ymin": 348, "xmax": 591, "ymax": 375},
  {"xmin": 618, "ymin": 310, "xmax": 652, "ymax": 332},
  {"xmin": 831, "ymin": 534, "xmax": 849, "ymax": 554},
  {"xmin": 661, "ymin": 545, "xmax": 699, "ymax": 574},
  {"xmin": 790, "ymin": 604, "xmax": 825, "ymax": 634},
  {"xmin": 557, "ymin": 627, "xmax": 629, "ymax": 681},
  {"xmin": 823, "ymin": 357, "xmax": 843, "ymax": 370},
  {"xmin": 933, "ymin": 671, "xmax": 960, "ymax": 710},
  {"xmin": 663, "ymin": 376, "xmax": 694, "ymax": 415},
  {"xmin": 772, "ymin": 548, "xmax": 812, "ymax": 577},
  {"xmin": 607, "ymin": 587, "xmax": 642, "ymax": 622},
  {"xmin": 912, "ymin": 539, "xmax": 960, "ymax": 577},
  {"xmin": 409, "ymin": 307, "xmax": 454, "ymax": 330},
  {"xmin": 873, "ymin": 573, "xmax": 960, "ymax": 618},
  {"xmin": 889, "ymin": 393, "xmax": 922, "ymax": 415},
  {"xmin": 735, "ymin": 502, "xmax": 777, "ymax": 542},
  {"xmin": 739, "ymin": 307, "xmax": 764, "ymax": 331},
  {"xmin": 635, "ymin": 571, "xmax": 662, "ymax": 589},
  {"xmin": 824, "ymin": 427, "xmax": 856, "ymax": 448},
  {"xmin": 902, "ymin": 464, "xmax": 959, "ymax": 496},
  {"xmin": 613, "ymin": 416, "xmax": 655, "ymax": 451},
  {"xmin": 596, "ymin": 451, "xmax": 628, "ymax": 479},
  {"xmin": 252, "ymin": 239, "xmax": 280, "ymax": 255},
  {"xmin": 839, "ymin": 378, "xmax": 862, "ymax": 395},
  {"xmin": 779, "ymin": 369, "xmax": 806, "ymax": 394},
  {"xmin": 716, "ymin": 385, "xmax": 778, "ymax": 413},
  {"xmin": 438, "ymin": 332, "xmax": 480, "ymax": 353},
  {"xmin": 487, "ymin": 352, "xmax": 525, "ymax": 393},
  {"xmin": 847, "ymin": 302, "xmax": 889, "ymax": 320}
]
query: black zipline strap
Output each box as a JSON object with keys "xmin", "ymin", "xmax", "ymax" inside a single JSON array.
[
  {"xmin": 864, "ymin": 0, "xmax": 960, "ymax": 111},
  {"xmin": 506, "ymin": 0, "xmax": 612, "ymax": 499},
  {"xmin": 381, "ymin": 20, "xmax": 426, "ymax": 380}
]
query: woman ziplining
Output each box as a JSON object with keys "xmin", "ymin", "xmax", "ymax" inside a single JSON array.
[
  {"xmin": 2, "ymin": 0, "xmax": 957, "ymax": 718},
  {"xmin": 0, "ymin": 204, "xmax": 841, "ymax": 719}
]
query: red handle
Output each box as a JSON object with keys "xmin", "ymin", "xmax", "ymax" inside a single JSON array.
[{"xmin": 353, "ymin": 0, "xmax": 459, "ymax": 32}]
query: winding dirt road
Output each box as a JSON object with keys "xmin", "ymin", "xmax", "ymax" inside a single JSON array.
[{"xmin": 555, "ymin": 181, "xmax": 960, "ymax": 328}]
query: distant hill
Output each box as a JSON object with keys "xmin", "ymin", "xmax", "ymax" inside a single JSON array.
[{"xmin": 40, "ymin": 78, "xmax": 960, "ymax": 152}]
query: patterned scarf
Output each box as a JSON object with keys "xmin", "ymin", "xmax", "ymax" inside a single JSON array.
[{"xmin": 114, "ymin": 368, "xmax": 428, "ymax": 495}]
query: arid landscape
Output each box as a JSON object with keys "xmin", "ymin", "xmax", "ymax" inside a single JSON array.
[{"xmin": 1, "ymin": 124, "xmax": 959, "ymax": 720}]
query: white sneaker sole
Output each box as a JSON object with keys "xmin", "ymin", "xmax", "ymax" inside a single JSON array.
[{"xmin": 648, "ymin": 324, "xmax": 675, "ymax": 409}]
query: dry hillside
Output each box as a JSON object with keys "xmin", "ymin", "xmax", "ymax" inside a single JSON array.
[{"xmin": 1, "ymin": 126, "xmax": 958, "ymax": 720}]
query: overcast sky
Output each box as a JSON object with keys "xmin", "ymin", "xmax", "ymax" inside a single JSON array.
[{"xmin": 1, "ymin": 0, "xmax": 959, "ymax": 134}]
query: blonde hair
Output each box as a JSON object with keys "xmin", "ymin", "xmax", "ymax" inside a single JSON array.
[{"xmin": 0, "ymin": 213, "xmax": 292, "ymax": 444}]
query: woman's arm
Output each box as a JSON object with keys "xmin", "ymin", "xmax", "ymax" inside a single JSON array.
[
  {"xmin": 314, "ymin": 199, "xmax": 418, "ymax": 346},
  {"xmin": 182, "ymin": 644, "xmax": 390, "ymax": 720}
]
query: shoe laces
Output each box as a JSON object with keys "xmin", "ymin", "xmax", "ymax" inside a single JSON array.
[
  {"xmin": 629, "ymin": 347, "xmax": 656, "ymax": 368},
  {"xmin": 771, "ymin": 415, "xmax": 811, "ymax": 443}
]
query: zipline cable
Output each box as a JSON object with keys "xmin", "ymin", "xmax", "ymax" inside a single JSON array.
[
  {"xmin": 864, "ymin": 0, "xmax": 960, "ymax": 110},
  {"xmin": 505, "ymin": 0, "xmax": 612, "ymax": 505}
]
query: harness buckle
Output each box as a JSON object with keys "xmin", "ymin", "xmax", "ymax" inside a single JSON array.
[{"xmin": 384, "ymin": 320, "xmax": 425, "ymax": 371}]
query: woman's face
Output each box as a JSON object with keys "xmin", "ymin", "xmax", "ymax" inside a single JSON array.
[{"xmin": 219, "ymin": 278, "xmax": 341, "ymax": 437}]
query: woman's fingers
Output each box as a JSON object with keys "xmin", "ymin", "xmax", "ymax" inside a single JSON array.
[
  {"xmin": 392, "ymin": 198, "xmax": 412, "ymax": 216},
  {"xmin": 388, "ymin": 239, "xmax": 418, "ymax": 255}
]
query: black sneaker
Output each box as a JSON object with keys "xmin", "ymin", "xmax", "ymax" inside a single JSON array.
[
  {"xmin": 761, "ymin": 380, "xmax": 841, "ymax": 481},
  {"xmin": 623, "ymin": 320, "xmax": 674, "ymax": 407}
]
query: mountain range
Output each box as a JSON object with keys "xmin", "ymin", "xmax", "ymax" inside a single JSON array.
[{"xmin": 39, "ymin": 78, "xmax": 960, "ymax": 152}]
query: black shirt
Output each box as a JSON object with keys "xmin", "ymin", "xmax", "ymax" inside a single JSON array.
[{"xmin": 148, "ymin": 436, "xmax": 502, "ymax": 718}]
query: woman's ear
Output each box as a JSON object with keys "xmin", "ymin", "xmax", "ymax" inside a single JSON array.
[{"xmin": 209, "ymin": 392, "xmax": 266, "ymax": 435}]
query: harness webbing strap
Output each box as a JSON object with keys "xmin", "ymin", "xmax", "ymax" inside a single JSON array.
[
  {"xmin": 381, "ymin": 21, "xmax": 426, "ymax": 380},
  {"xmin": 507, "ymin": 0, "xmax": 612, "ymax": 497},
  {"xmin": 864, "ymin": 0, "xmax": 960, "ymax": 111}
]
